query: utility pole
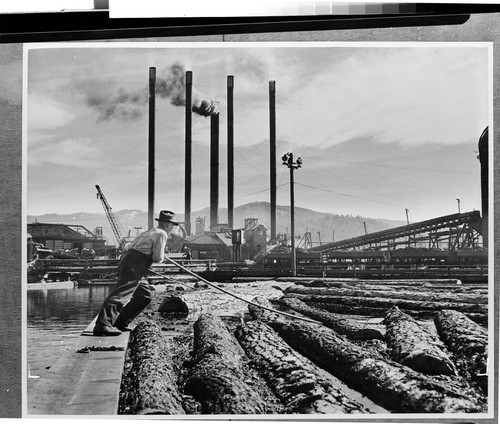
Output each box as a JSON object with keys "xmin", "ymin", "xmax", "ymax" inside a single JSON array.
[
  {"xmin": 405, "ymin": 208, "xmax": 410, "ymax": 225},
  {"xmin": 317, "ymin": 231, "xmax": 322, "ymax": 246},
  {"xmin": 456, "ymin": 198, "xmax": 461, "ymax": 214},
  {"xmin": 282, "ymin": 152, "xmax": 302, "ymax": 277},
  {"xmin": 363, "ymin": 221, "xmax": 367, "ymax": 235},
  {"xmin": 332, "ymin": 229, "xmax": 335, "ymax": 242}
]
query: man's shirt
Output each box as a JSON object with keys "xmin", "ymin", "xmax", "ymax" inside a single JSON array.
[{"xmin": 127, "ymin": 227, "xmax": 168, "ymax": 263}]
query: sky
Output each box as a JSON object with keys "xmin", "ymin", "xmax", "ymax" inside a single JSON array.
[{"xmin": 25, "ymin": 42, "xmax": 490, "ymax": 224}]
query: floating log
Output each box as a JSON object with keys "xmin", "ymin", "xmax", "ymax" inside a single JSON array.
[
  {"xmin": 305, "ymin": 301, "xmax": 488, "ymax": 325},
  {"xmin": 123, "ymin": 320, "xmax": 186, "ymax": 415},
  {"xmin": 249, "ymin": 297, "xmax": 486, "ymax": 413},
  {"xmin": 232, "ymin": 277, "xmax": 276, "ymax": 282},
  {"xmin": 235, "ymin": 320, "xmax": 374, "ymax": 414},
  {"xmin": 434, "ymin": 309, "xmax": 488, "ymax": 392},
  {"xmin": 158, "ymin": 295, "xmax": 189, "ymax": 313},
  {"xmin": 384, "ymin": 306, "xmax": 456, "ymax": 375},
  {"xmin": 283, "ymin": 293, "xmax": 487, "ymax": 315},
  {"xmin": 285, "ymin": 285, "xmax": 487, "ymax": 305},
  {"xmin": 276, "ymin": 297, "xmax": 383, "ymax": 340},
  {"xmin": 296, "ymin": 279, "xmax": 487, "ymax": 292},
  {"xmin": 338, "ymin": 282, "xmax": 489, "ymax": 294},
  {"xmin": 183, "ymin": 313, "xmax": 272, "ymax": 414}
]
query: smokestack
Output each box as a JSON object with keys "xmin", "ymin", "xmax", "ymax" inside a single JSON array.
[
  {"xmin": 478, "ymin": 126, "xmax": 488, "ymax": 248},
  {"xmin": 185, "ymin": 71, "xmax": 193, "ymax": 236},
  {"xmin": 210, "ymin": 113, "xmax": 220, "ymax": 230},
  {"xmin": 269, "ymin": 81, "xmax": 277, "ymax": 242},
  {"xmin": 227, "ymin": 75, "xmax": 234, "ymax": 229},
  {"xmin": 148, "ymin": 67, "xmax": 156, "ymax": 230}
]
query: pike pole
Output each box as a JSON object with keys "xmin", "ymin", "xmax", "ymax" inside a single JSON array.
[{"xmin": 149, "ymin": 256, "xmax": 322, "ymax": 325}]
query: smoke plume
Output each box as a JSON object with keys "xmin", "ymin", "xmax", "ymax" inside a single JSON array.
[{"xmin": 87, "ymin": 63, "xmax": 219, "ymax": 121}]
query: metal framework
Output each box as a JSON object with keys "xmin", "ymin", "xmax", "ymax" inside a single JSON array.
[
  {"xmin": 297, "ymin": 231, "xmax": 313, "ymax": 249},
  {"xmin": 310, "ymin": 211, "xmax": 483, "ymax": 255},
  {"xmin": 95, "ymin": 185, "xmax": 126, "ymax": 247}
]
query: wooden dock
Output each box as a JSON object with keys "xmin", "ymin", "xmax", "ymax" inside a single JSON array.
[{"xmin": 28, "ymin": 317, "xmax": 129, "ymax": 416}]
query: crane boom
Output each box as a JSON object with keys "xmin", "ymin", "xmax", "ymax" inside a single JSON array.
[{"xmin": 95, "ymin": 185, "xmax": 126, "ymax": 247}]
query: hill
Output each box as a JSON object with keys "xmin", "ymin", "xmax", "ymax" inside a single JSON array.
[{"xmin": 27, "ymin": 202, "xmax": 405, "ymax": 247}]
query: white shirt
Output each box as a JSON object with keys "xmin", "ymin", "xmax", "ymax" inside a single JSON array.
[{"xmin": 127, "ymin": 227, "xmax": 168, "ymax": 263}]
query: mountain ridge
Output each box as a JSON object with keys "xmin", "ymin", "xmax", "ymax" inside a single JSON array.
[{"xmin": 28, "ymin": 202, "xmax": 406, "ymax": 247}]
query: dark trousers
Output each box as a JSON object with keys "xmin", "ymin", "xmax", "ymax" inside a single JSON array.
[{"xmin": 96, "ymin": 249, "xmax": 153, "ymax": 328}]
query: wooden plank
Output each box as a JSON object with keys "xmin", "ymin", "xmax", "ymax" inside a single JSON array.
[{"xmin": 28, "ymin": 318, "xmax": 129, "ymax": 416}]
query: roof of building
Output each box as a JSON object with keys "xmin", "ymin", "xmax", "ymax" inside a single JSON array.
[
  {"xmin": 213, "ymin": 232, "xmax": 234, "ymax": 247},
  {"xmin": 245, "ymin": 223, "xmax": 267, "ymax": 232},
  {"xmin": 184, "ymin": 232, "xmax": 226, "ymax": 246},
  {"xmin": 28, "ymin": 222, "xmax": 99, "ymax": 240}
]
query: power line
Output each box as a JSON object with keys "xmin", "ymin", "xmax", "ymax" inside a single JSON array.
[{"xmin": 294, "ymin": 182, "xmax": 405, "ymax": 208}]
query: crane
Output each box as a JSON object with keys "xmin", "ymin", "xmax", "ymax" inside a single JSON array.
[{"xmin": 95, "ymin": 185, "xmax": 127, "ymax": 248}]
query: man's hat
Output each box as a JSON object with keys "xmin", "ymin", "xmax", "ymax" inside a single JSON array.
[{"xmin": 155, "ymin": 210, "xmax": 179, "ymax": 225}]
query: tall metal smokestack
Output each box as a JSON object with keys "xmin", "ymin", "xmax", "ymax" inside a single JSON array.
[
  {"xmin": 210, "ymin": 113, "xmax": 220, "ymax": 230},
  {"xmin": 269, "ymin": 81, "xmax": 277, "ymax": 242},
  {"xmin": 148, "ymin": 67, "xmax": 156, "ymax": 229},
  {"xmin": 185, "ymin": 71, "xmax": 193, "ymax": 235},
  {"xmin": 227, "ymin": 75, "xmax": 234, "ymax": 229},
  {"xmin": 478, "ymin": 126, "xmax": 488, "ymax": 248}
]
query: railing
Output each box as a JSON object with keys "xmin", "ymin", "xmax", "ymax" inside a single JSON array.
[{"xmin": 30, "ymin": 258, "xmax": 216, "ymax": 283}]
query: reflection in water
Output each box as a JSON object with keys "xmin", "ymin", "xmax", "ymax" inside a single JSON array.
[{"xmin": 27, "ymin": 286, "xmax": 111, "ymax": 379}]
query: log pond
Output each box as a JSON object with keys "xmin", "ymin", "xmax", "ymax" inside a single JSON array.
[{"xmin": 27, "ymin": 276, "xmax": 490, "ymax": 416}]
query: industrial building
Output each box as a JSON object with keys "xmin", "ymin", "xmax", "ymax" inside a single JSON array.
[{"xmin": 27, "ymin": 222, "xmax": 107, "ymax": 259}]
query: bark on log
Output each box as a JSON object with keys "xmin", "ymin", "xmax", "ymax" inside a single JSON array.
[
  {"xmin": 285, "ymin": 285, "xmax": 487, "ymax": 305},
  {"xmin": 232, "ymin": 277, "xmax": 276, "ymax": 282},
  {"xmin": 276, "ymin": 297, "xmax": 384, "ymax": 340},
  {"xmin": 341, "ymin": 283, "xmax": 488, "ymax": 294},
  {"xmin": 296, "ymin": 279, "xmax": 487, "ymax": 292},
  {"xmin": 434, "ymin": 309, "xmax": 488, "ymax": 392},
  {"xmin": 183, "ymin": 313, "xmax": 271, "ymax": 414},
  {"xmin": 235, "ymin": 320, "xmax": 373, "ymax": 414},
  {"xmin": 283, "ymin": 292, "xmax": 487, "ymax": 315},
  {"xmin": 123, "ymin": 320, "xmax": 186, "ymax": 415},
  {"xmin": 306, "ymin": 301, "xmax": 488, "ymax": 325},
  {"xmin": 384, "ymin": 306, "xmax": 456, "ymax": 375},
  {"xmin": 249, "ymin": 297, "xmax": 486, "ymax": 413}
]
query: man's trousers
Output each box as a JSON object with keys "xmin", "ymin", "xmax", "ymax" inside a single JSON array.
[{"xmin": 96, "ymin": 249, "xmax": 153, "ymax": 328}]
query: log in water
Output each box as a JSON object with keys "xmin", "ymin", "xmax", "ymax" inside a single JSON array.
[
  {"xmin": 296, "ymin": 279, "xmax": 487, "ymax": 292},
  {"xmin": 235, "ymin": 319, "xmax": 374, "ymax": 414},
  {"xmin": 249, "ymin": 297, "xmax": 487, "ymax": 414},
  {"xmin": 183, "ymin": 313, "xmax": 271, "ymax": 414},
  {"xmin": 276, "ymin": 297, "xmax": 383, "ymax": 340},
  {"xmin": 283, "ymin": 293, "xmax": 487, "ymax": 315},
  {"xmin": 294, "ymin": 301, "xmax": 487, "ymax": 325},
  {"xmin": 384, "ymin": 306, "xmax": 456, "ymax": 375},
  {"xmin": 434, "ymin": 309, "xmax": 488, "ymax": 392},
  {"xmin": 285, "ymin": 285, "xmax": 487, "ymax": 304},
  {"xmin": 123, "ymin": 320, "xmax": 186, "ymax": 415}
]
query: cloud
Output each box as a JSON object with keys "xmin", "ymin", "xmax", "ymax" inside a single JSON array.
[
  {"xmin": 28, "ymin": 137, "xmax": 98, "ymax": 168},
  {"xmin": 28, "ymin": 93, "xmax": 75, "ymax": 130},
  {"xmin": 275, "ymin": 47, "xmax": 489, "ymax": 148}
]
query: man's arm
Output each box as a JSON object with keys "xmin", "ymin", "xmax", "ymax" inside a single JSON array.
[{"xmin": 152, "ymin": 231, "xmax": 168, "ymax": 263}]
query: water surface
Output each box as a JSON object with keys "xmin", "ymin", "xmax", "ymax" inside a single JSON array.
[{"xmin": 27, "ymin": 285, "xmax": 111, "ymax": 385}]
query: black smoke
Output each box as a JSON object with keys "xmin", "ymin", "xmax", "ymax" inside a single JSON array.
[{"xmin": 86, "ymin": 63, "xmax": 219, "ymax": 121}]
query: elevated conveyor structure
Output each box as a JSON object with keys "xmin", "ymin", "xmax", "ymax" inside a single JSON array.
[{"xmin": 310, "ymin": 211, "xmax": 484, "ymax": 254}]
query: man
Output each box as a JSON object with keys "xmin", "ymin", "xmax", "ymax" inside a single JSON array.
[{"xmin": 93, "ymin": 210, "xmax": 178, "ymax": 336}]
